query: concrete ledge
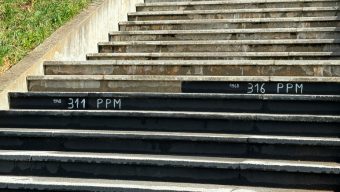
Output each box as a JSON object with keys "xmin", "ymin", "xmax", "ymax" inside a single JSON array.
[{"xmin": 0, "ymin": 0, "xmax": 143, "ymax": 109}]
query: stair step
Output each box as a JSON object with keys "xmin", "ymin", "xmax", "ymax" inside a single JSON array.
[
  {"xmin": 0, "ymin": 150, "xmax": 338, "ymax": 189},
  {"xmin": 137, "ymin": 0, "xmax": 339, "ymax": 11},
  {"xmin": 128, "ymin": 7, "xmax": 339, "ymax": 21},
  {"xmin": 9, "ymin": 92, "xmax": 340, "ymax": 115},
  {"xmin": 119, "ymin": 17, "xmax": 340, "ymax": 31},
  {"xmin": 0, "ymin": 128, "xmax": 339, "ymax": 161},
  {"xmin": 109, "ymin": 28, "xmax": 340, "ymax": 41},
  {"xmin": 86, "ymin": 52, "xmax": 340, "ymax": 60},
  {"xmin": 0, "ymin": 177, "xmax": 331, "ymax": 192},
  {"xmin": 43, "ymin": 60, "xmax": 340, "ymax": 77},
  {"xmin": 0, "ymin": 110, "xmax": 339, "ymax": 137},
  {"xmin": 27, "ymin": 75, "xmax": 340, "ymax": 95},
  {"xmin": 2, "ymin": 176, "xmax": 329, "ymax": 192},
  {"xmin": 98, "ymin": 39, "xmax": 340, "ymax": 53}
]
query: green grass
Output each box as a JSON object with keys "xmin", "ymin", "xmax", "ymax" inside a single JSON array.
[{"xmin": 0, "ymin": 0, "xmax": 92, "ymax": 73}]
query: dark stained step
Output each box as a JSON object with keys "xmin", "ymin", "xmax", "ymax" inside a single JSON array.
[
  {"xmin": 2, "ymin": 176, "xmax": 327, "ymax": 192},
  {"xmin": 0, "ymin": 150, "xmax": 339, "ymax": 189},
  {"xmin": 0, "ymin": 128, "xmax": 339, "ymax": 161},
  {"xmin": 0, "ymin": 110, "xmax": 339, "ymax": 137},
  {"xmin": 3, "ymin": 176, "xmax": 332, "ymax": 192},
  {"xmin": 9, "ymin": 92, "xmax": 340, "ymax": 115}
]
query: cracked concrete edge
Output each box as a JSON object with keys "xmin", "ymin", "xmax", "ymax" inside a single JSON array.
[{"xmin": 0, "ymin": 0, "xmax": 144, "ymax": 110}]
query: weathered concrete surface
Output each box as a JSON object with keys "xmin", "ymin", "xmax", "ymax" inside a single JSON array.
[
  {"xmin": 98, "ymin": 39, "xmax": 340, "ymax": 53},
  {"xmin": 0, "ymin": 0, "xmax": 143, "ymax": 110},
  {"xmin": 128, "ymin": 7, "xmax": 339, "ymax": 21},
  {"xmin": 87, "ymin": 52, "xmax": 340, "ymax": 60},
  {"xmin": 43, "ymin": 60, "xmax": 340, "ymax": 77},
  {"xmin": 137, "ymin": 0, "xmax": 339, "ymax": 11},
  {"xmin": 109, "ymin": 28, "xmax": 340, "ymax": 41},
  {"xmin": 119, "ymin": 16, "xmax": 340, "ymax": 31}
]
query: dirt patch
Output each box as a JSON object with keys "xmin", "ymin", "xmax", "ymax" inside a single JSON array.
[{"xmin": 0, "ymin": 57, "xmax": 12, "ymax": 75}]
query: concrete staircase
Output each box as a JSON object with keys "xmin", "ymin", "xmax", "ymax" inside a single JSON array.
[{"xmin": 1, "ymin": 0, "xmax": 340, "ymax": 191}]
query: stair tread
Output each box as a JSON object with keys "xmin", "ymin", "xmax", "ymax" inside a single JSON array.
[
  {"xmin": 1, "ymin": 128, "xmax": 339, "ymax": 146},
  {"xmin": 119, "ymin": 16, "xmax": 339, "ymax": 25},
  {"xmin": 99, "ymin": 39, "xmax": 340, "ymax": 45},
  {"xmin": 139, "ymin": 0, "xmax": 338, "ymax": 6},
  {"xmin": 0, "ymin": 149, "xmax": 339, "ymax": 173},
  {"xmin": 129, "ymin": 7, "xmax": 338, "ymax": 15},
  {"xmin": 87, "ymin": 52, "xmax": 340, "ymax": 57},
  {"xmin": 27, "ymin": 75, "xmax": 340, "ymax": 82},
  {"xmin": 0, "ymin": 175, "xmax": 330, "ymax": 192},
  {"xmin": 10, "ymin": 91, "xmax": 340, "ymax": 100},
  {"xmin": 2, "ymin": 109, "xmax": 340, "ymax": 122},
  {"xmin": 44, "ymin": 60, "xmax": 340, "ymax": 66},
  {"xmin": 110, "ymin": 27, "xmax": 340, "ymax": 35}
]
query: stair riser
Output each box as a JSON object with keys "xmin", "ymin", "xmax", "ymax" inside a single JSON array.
[
  {"xmin": 110, "ymin": 32, "xmax": 340, "ymax": 41},
  {"xmin": 0, "ymin": 160, "xmax": 338, "ymax": 189},
  {"xmin": 27, "ymin": 80, "xmax": 340, "ymax": 95},
  {"xmin": 119, "ymin": 21, "xmax": 340, "ymax": 31},
  {"xmin": 10, "ymin": 94, "xmax": 340, "ymax": 115},
  {"xmin": 98, "ymin": 44, "xmax": 340, "ymax": 53},
  {"xmin": 0, "ymin": 112, "xmax": 339, "ymax": 137},
  {"xmin": 129, "ymin": 11, "xmax": 338, "ymax": 21},
  {"xmin": 137, "ymin": 2, "xmax": 339, "ymax": 11},
  {"xmin": 1, "ymin": 136, "xmax": 339, "ymax": 161},
  {"xmin": 44, "ymin": 64, "xmax": 340, "ymax": 77},
  {"xmin": 87, "ymin": 54, "xmax": 340, "ymax": 60}
]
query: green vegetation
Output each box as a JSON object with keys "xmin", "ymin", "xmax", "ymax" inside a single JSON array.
[{"xmin": 0, "ymin": 0, "xmax": 92, "ymax": 73}]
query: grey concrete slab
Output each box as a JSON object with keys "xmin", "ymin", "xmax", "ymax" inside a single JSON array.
[{"xmin": 86, "ymin": 52, "xmax": 340, "ymax": 60}]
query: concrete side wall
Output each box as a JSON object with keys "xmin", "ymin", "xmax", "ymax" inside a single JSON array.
[{"xmin": 0, "ymin": 0, "xmax": 143, "ymax": 109}]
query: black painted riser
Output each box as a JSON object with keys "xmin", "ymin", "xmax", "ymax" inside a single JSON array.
[
  {"xmin": 0, "ymin": 136, "xmax": 338, "ymax": 162},
  {"xmin": 1, "ymin": 161, "xmax": 339, "ymax": 190},
  {"xmin": 9, "ymin": 96, "xmax": 340, "ymax": 115},
  {"xmin": 0, "ymin": 115, "xmax": 339, "ymax": 137}
]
